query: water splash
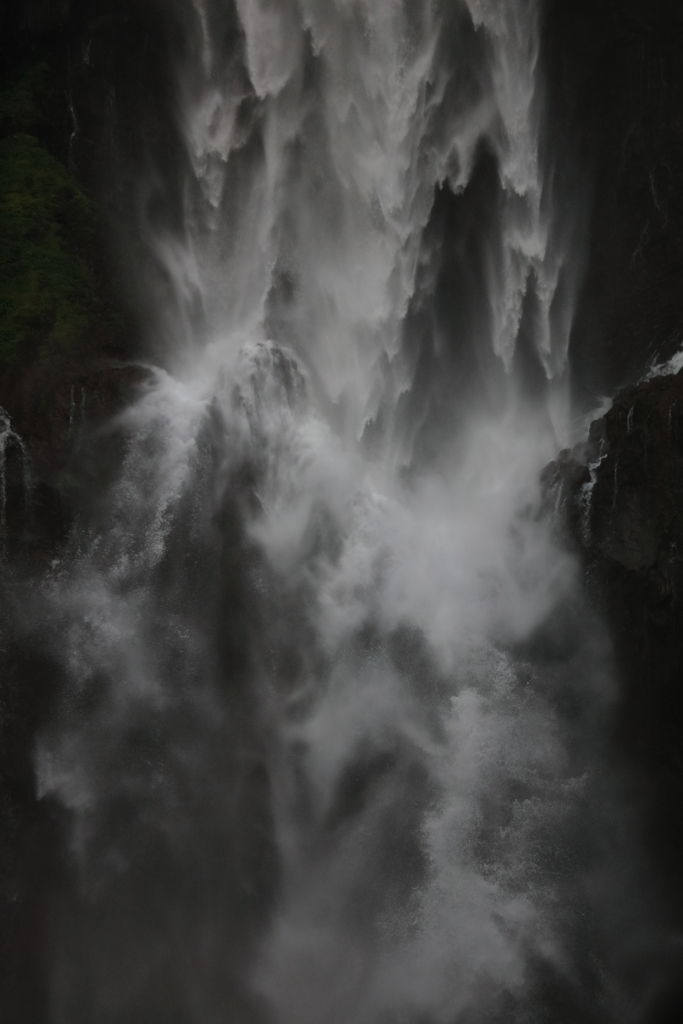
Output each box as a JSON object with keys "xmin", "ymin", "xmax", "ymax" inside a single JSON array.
[
  {"xmin": 645, "ymin": 345, "xmax": 683, "ymax": 380},
  {"xmin": 31, "ymin": 2, "xmax": 665, "ymax": 1021}
]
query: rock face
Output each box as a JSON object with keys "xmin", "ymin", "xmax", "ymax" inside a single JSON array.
[
  {"xmin": 542, "ymin": 0, "xmax": 683, "ymax": 408},
  {"xmin": 0, "ymin": 10, "xmax": 159, "ymax": 1017},
  {"xmin": 545, "ymin": 367, "xmax": 683, "ymax": 919},
  {"xmin": 0, "ymin": 356, "xmax": 153, "ymax": 1024},
  {"xmin": 2, "ymin": 361, "xmax": 152, "ymax": 556}
]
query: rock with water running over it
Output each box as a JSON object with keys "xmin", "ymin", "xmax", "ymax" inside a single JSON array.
[{"xmin": 0, "ymin": 362, "xmax": 153, "ymax": 560}]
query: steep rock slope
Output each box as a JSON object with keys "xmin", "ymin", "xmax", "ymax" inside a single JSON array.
[{"xmin": 545, "ymin": 366, "xmax": 683, "ymax": 930}]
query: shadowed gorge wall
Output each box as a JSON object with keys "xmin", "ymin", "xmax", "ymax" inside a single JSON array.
[{"xmin": 543, "ymin": 0, "xmax": 683, "ymax": 401}]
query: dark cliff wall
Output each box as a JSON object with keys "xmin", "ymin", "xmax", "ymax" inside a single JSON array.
[
  {"xmin": 0, "ymin": 8, "xmax": 159, "ymax": 1019},
  {"xmin": 541, "ymin": 7, "xmax": 683, "ymax": 965},
  {"xmin": 0, "ymin": 0, "xmax": 193, "ymax": 551},
  {"xmin": 545, "ymin": 367, "xmax": 683, "ymax": 971},
  {"xmin": 544, "ymin": 0, "xmax": 683, "ymax": 404}
]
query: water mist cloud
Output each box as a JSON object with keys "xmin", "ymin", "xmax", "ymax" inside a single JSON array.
[{"xmin": 28, "ymin": 2, "xmax": 670, "ymax": 1022}]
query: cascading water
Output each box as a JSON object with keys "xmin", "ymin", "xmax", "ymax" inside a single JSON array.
[{"xmin": 31, "ymin": 2, "xmax": 672, "ymax": 1022}]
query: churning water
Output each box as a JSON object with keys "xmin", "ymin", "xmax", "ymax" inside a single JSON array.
[{"xmin": 31, "ymin": 2, "xmax": 674, "ymax": 1021}]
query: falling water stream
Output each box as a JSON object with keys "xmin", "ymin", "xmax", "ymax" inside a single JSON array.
[{"xmin": 30, "ymin": 2, "xmax": 673, "ymax": 1021}]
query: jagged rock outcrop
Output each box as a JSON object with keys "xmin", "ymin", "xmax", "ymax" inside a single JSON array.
[{"xmin": 545, "ymin": 366, "xmax": 683, "ymax": 919}]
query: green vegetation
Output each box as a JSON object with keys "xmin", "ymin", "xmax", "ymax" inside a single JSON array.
[
  {"xmin": 0, "ymin": 66, "xmax": 120, "ymax": 370},
  {"xmin": 0, "ymin": 63, "xmax": 48, "ymax": 135}
]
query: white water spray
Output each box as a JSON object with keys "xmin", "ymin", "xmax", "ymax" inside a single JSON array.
[{"xmin": 34, "ymin": 3, "xmax": 651, "ymax": 1022}]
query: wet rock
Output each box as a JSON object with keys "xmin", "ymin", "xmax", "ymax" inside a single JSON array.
[
  {"xmin": 550, "ymin": 367, "xmax": 683, "ymax": 583},
  {"xmin": 0, "ymin": 361, "xmax": 152, "ymax": 562},
  {"xmin": 546, "ymin": 367, "xmax": 683, "ymax": 914},
  {"xmin": 0, "ymin": 357, "xmax": 153, "ymax": 1023},
  {"xmin": 2, "ymin": 361, "xmax": 150, "ymax": 475}
]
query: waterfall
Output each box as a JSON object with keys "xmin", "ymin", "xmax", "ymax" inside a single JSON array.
[
  {"xmin": 0, "ymin": 407, "xmax": 30, "ymax": 558},
  {"xmin": 33, "ymin": 2, "xmax": 665, "ymax": 1022}
]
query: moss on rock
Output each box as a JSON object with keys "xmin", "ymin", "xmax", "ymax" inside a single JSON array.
[
  {"xmin": 0, "ymin": 131, "xmax": 106, "ymax": 367},
  {"xmin": 0, "ymin": 65, "xmax": 124, "ymax": 374}
]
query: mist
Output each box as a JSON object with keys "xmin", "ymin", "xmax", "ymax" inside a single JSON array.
[{"xmin": 13, "ymin": 1, "xmax": 679, "ymax": 1021}]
